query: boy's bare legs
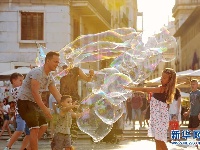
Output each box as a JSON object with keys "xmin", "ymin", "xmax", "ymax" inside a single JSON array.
[
  {"xmin": 6, "ymin": 131, "xmax": 23, "ymax": 148},
  {"xmin": 20, "ymin": 135, "xmax": 30, "ymax": 150}
]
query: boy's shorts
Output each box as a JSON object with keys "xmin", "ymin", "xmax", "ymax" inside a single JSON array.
[
  {"xmin": 51, "ymin": 132, "xmax": 71, "ymax": 150},
  {"xmin": 16, "ymin": 114, "xmax": 25, "ymax": 131},
  {"xmin": 17, "ymin": 100, "xmax": 47, "ymax": 129},
  {"xmin": 25, "ymin": 124, "xmax": 30, "ymax": 135}
]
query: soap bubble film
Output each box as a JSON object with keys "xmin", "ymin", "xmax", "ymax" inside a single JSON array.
[{"xmin": 49, "ymin": 27, "xmax": 177, "ymax": 141}]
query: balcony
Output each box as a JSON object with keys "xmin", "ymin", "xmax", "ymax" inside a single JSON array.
[
  {"xmin": 71, "ymin": 0, "xmax": 111, "ymax": 27},
  {"xmin": 172, "ymin": 0, "xmax": 200, "ymax": 13}
]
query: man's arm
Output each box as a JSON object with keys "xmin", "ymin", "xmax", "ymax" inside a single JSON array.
[
  {"xmin": 61, "ymin": 103, "xmax": 79, "ymax": 112},
  {"xmin": 79, "ymin": 68, "xmax": 94, "ymax": 82},
  {"xmin": 123, "ymin": 86, "xmax": 162, "ymax": 93},
  {"xmin": 31, "ymin": 79, "xmax": 52, "ymax": 119},
  {"xmin": 48, "ymin": 84, "xmax": 61, "ymax": 104},
  {"xmin": 184, "ymin": 104, "xmax": 191, "ymax": 117}
]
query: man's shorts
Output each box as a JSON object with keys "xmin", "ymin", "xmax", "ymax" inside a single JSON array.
[
  {"xmin": 188, "ymin": 115, "xmax": 200, "ymax": 129},
  {"xmin": 51, "ymin": 132, "xmax": 71, "ymax": 150},
  {"xmin": 17, "ymin": 100, "xmax": 47, "ymax": 129}
]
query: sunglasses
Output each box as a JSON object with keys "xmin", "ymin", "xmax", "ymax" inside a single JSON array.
[
  {"xmin": 164, "ymin": 69, "xmax": 173, "ymax": 74},
  {"xmin": 163, "ymin": 69, "xmax": 174, "ymax": 78}
]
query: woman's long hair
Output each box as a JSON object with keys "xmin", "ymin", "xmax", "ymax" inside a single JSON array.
[{"xmin": 163, "ymin": 68, "xmax": 177, "ymax": 104}]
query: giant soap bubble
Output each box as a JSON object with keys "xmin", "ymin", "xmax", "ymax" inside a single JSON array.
[
  {"xmin": 77, "ymin": 92, "xmax": 112, "ymax": 142},
  {"xmin": 156, "ymin": 27, "xmax": 176, "ymax": 62},
  {"xmin": 53, "ymin": 27, "xmax": 177, "ymax": 141},
  {"xmin": 95, "ymin": 98, "xmax": 125, "ymax": 124},
  {"xmin": 86, "ymin": 67, "xmax": 120, "ymax": 94}
]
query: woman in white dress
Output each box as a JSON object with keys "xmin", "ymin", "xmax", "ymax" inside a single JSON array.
[{"xmin": 169, "ymin": 88, "xmax": 182, "ymax": 122}]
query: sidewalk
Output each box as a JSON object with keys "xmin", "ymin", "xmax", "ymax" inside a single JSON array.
[
  {"xmin": 0, "ymin": 138, "xmax": 196, "ymax": 150},
  {"xmin": 123, "ymin": 120, "xmax": 190, "ymax": 130},
  {"xmin": 0, "ymin": 121, "xmax": 195, "ymax": 150}
]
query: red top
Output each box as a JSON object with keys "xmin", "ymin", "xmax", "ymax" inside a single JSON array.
[{"xmin": 169, "ymin": 120, "xmax": 179, "ymax": 130}]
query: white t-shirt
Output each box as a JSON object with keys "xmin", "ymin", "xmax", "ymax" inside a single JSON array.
[
  {"xmin": 169, "ymin": 99, "xmax": 181, "ymax": 114},
  {"xmin": 3, "ymin": 104, "xmax": 10, "ymax": 115}
]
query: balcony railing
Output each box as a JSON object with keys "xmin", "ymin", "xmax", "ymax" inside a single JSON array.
[{"xmin": 72, "ymin": 0, "xmax": 111, "ymax": 25}]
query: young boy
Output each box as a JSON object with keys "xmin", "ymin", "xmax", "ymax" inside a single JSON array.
[
  {"xmin": 51, "ymin": 95, "xmax": 81, "ymax": 150},
  {"xmin": 4, "ymin": 73, "xmax": 30, "ymax": 150}
]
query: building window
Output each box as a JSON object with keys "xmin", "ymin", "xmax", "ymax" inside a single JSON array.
[{"xmin": 21, "ymin": 12, "xmax": 44, "ymax": 40}]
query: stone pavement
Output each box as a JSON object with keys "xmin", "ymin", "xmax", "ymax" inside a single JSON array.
[
  {"xmin": 0, "ymin": 139, "xmax": 197, "ymax": 150},
  {"xmin": 0, "ymin": 121, "xmax": 197, "ymax": 150}
]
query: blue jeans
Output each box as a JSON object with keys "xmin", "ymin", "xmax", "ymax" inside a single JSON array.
[
  {"xmin": 132, "ymin": 108, "xmax": 141, "ymax": 120},
  {"xmin": 16, "ymin": 114, "xmax": 25, "ymax": 131}
]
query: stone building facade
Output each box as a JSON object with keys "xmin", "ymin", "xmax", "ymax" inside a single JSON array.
[
  {"xmin": 173, "ymin": 0, "xmax": 200, "ymax": 71},
  {"xmin": 0, "ymin": 0, "xmax": 71, "ymax": 71}
]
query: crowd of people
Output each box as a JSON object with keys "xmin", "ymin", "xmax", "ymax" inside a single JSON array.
[{"xmin": 0, "ymin": 51, "xmax": 199, "ymax": 150}]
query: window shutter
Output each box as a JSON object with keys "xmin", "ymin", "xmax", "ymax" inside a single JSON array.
[{"xmin": 21, "ymin": 12, "xmax": 44, "ymax": 40}]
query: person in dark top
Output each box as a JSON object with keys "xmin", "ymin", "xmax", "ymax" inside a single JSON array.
[
  {"xmin": 123, "ymin": 68, "xmax": 176, "ymax": 150},
  {"xmin": 184, "ymin": 79, "xmax": 200, "ymax": 130},
  {"xmin": 60, "ymin": 66, "xmax": 94, "ymax": 141},
  {"xmin": 131, "ymin": 92, "xmax": 143, "ymax": 129}
]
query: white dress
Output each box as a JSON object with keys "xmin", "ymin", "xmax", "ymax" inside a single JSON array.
[
  {"xmin": 169, "ymin": 99, "xmax": 181, "ymax": 121},
  {"xmin": 148, "ymin": 97, "xmax": 169, "ymax": 142}
]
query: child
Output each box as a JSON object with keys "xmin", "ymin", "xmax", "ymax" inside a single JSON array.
[
  {"xmin": 0, "ymin": 98, "xmax": 12, "ymax": 138},
  {"xmin": 123, "ymin": 68, "xmax": 176, "ymax": 150},
  {"xmin": 51, "ymin": 95, "xmax": 81, "ymax": 150},
  {"xmin": 168, "ymin": 114, "xmax": 179, "ymax": 142},
  {"xmin": 4, "ymin": 73, "xmax": 30, "ymax": 150},
  {"xmin": 0, "ymin": 101, "xmax": 4, "ymax": 129}
]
